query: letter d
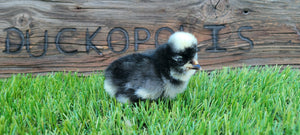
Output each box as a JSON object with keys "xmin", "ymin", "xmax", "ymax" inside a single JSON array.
[{"xmin": 3, "ymin": 27, "xmax": 24, "ymax": 54}]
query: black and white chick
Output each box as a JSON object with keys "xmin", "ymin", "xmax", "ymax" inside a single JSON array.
[{"xmin": 104, "ymin": 32, "xmax": 201, "ymax": 103}]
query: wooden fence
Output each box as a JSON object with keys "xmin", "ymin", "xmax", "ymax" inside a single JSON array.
[{"xmin": 1, "ymin": 0, "xmax": 300, "ymax": 77}]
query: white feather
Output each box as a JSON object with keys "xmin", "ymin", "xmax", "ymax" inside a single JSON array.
[
  {"xmin": 116, "ymin": 94, "xmax": 130, "ymax": 103},
  {"xmin": 170, "ymin": 68, "xmax": 195, "ymax": 82},
  {"xmin": 168, "ymin": 32, "xmax": 197, "ymax": 52},
  {"xmin": 104, "ymin": 79, "xmax": 117, "ymax": 97},
  {"xmin": 162, "ymin": 76, "xmax": 190, "ymax": 98},
  {"xmin": 135, "ymin": 88, "xmax": 162, "ymax": 100}
]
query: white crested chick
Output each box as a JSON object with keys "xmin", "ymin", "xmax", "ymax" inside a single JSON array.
[{"xmin": 104, "ymin": 32, "xmax": 201, "ymax": 103}]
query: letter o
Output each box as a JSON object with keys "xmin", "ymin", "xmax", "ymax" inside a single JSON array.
[
  {"xmin": 155, "ymin": 27, "xmax": 174, "ymax": 48},
  {"xmin": 107, "ymin": 27, "xmax": 129, "ymax": 54}
]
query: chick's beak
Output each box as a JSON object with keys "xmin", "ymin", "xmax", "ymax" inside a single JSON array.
[{"xmin": 189, "ymin": 60, "xmax": 201, "ymax": 70}]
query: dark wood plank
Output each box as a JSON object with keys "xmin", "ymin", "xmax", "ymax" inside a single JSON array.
[{"xmin": 0, "ymin": 0, "xmax": 300, "ymax": 77}]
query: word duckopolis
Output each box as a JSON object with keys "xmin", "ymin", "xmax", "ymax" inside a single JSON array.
[{"xmin": 3, "ymin": 25, "xmax": 253, "ymax": 58}]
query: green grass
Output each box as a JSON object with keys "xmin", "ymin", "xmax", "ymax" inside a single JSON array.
[{"xmin": 0, "ymin": 66, "xmax": 299, "ymax": 134}]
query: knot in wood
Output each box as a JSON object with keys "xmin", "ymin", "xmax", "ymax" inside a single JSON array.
[
  {"xmin": 196, "ymin": 0, "xmax": 231, "ymax": 22},
  {"xmin": 15, "ymin": 13, "xmax": 32, "ymax": 27}
]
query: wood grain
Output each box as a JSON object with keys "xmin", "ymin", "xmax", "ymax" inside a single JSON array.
[{"xmin": 0, "ymin": 0, "xmax": 300, "ymax": 77}]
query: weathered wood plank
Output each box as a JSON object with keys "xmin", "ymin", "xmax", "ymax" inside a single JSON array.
[{"xmin": 0, "ymin": 0, "xmax": 300, "ymax": 77}]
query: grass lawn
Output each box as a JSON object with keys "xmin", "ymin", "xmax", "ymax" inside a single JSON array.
[{"xmin": 0, "ymin": 66, "xmax": 299, "ymax": 134}]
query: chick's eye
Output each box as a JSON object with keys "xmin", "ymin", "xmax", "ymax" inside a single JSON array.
[
  {"xmin": 172, "ymin": 55, "xmax": 185, "ymax": 65},
  {"xmin": 172, "ymin": 55, "xmax": 182, "ymax": 61}
]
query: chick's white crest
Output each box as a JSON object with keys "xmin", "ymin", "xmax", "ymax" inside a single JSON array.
[{"xmin": 168, "ymin": 32, "xmax": 198, "ymax": 52}]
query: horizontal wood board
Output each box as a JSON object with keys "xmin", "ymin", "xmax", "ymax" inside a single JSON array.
[{"xmin": 1, "ymin": 0, "xmax": 300, "ymax": 77}]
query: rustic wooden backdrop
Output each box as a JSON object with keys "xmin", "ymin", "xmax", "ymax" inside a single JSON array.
[{"xmin": 1, "ymin": 0, "xmax": 300, "ymax": 77}]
